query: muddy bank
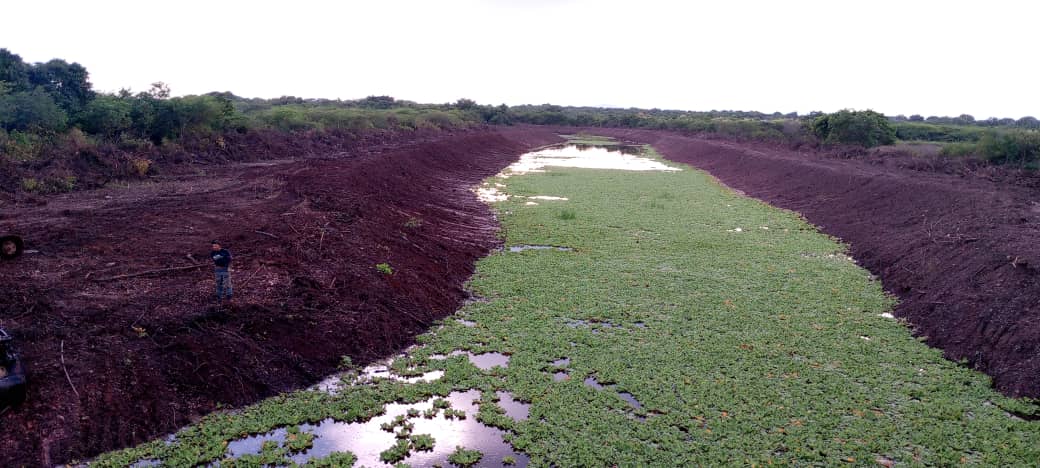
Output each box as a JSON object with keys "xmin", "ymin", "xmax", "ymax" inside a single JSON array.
[
  {"xmin": 590, "ymin": 128, "xmax": 1040, "ymax": 398},
  {"xmin": 0, "ymin": 127, "xmax": 562, "ymax": 466}
]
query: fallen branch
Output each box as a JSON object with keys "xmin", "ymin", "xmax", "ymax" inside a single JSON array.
[
  {"xmin": 254, "ymin": 230, "xmax": 280, "ymax": 239},
  {"xmin": 60, "ymin": 340, "xmax": 80, "ymax": 399},
  {"xmin": 238, "ymin": 264, "xmax": 266, "ymax": 289},
  {"xmin": 92, "ymin": 264, "xmax": 205, "ymax": 282}
]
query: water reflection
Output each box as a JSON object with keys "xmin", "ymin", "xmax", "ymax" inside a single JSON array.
[
  {"xmin": 286, "ymin": 390, "xmax": 529, "ymax": 467},
  {"xmin": 430, "ymin": 350, "xmax": 511, "ymax": 370},
  {"xmin": 507, "ymin": 245, "xmax": 573, "ymax": 253},
  {"xmin": 504, "ymin": 144, "xmax": 680, "ymax": 176}
]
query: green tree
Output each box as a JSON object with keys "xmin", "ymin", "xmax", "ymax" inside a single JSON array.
[
  {"xmin": 27, "ymin": 59, "xmax": 94, "ymax": 115},
  {"xmin": 0, "ymin": 88, "xmax": 68, "ymax": 132},
  {"xmin": 0, "ymin": 49, "xmax": 31, "ymax": 92},
  {"xmin": 810, "ymin": 109, "xmax": 895, "ymax": 148},
  {"xmin": 77, "ymin": 95, "xmax": 132, "ymax": 137}
]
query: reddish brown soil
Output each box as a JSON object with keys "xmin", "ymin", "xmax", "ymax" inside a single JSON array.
[
  {"xmin": 0, "ymin": 127, "xmax": 562, "ymax": 466},
  {"xmin": 588, "ymin": 128, "xmax": 1040, "ymax": 399}
]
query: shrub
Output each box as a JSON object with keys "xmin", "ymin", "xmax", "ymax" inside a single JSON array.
[
  {"xmin": 0, "ymin": 89, "xmax": 68, "ymax": 133},
  {"xmin": 810, "ymin": 109, "xmax": 895, "ymax": 148},
  {"xmin": 130, "ymin": 158, "xmax": 151, "ymax": 176},
  {"xmin": 448, "ymin": 446, "xmax": 482, "ymax": 467},
  {"xmin": 376, "ymin": 263, "xmax": 394, "ymax": 275},
  {"xmin": 558, "ymin": 209, "xmax": 576, "ymax": 220},
  {"xmin": 940, "ymin": 130, "xmax": 1040, "ymax": 166},
  {"xmin": 20, "ymin": 177, "xmax": 38, "ymax": 192}
]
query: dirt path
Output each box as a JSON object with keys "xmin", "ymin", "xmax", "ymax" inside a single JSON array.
[
  {"xmin": 0, "ymin": 127, "xmax": 562, "ymax": 466},
  {"xmin": 585, "ymin": 128, "xmax": 1040, "ymax": 399}
]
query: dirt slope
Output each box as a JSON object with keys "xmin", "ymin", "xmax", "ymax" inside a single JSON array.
[
  {"xmin": 592, "ymin": 128, "xmax": 1040, "ymax": 399},
  {"xmin": 0, "ymin": 127, "xmax": 562, "ymax": 466}
]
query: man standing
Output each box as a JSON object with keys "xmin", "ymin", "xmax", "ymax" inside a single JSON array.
[{"xmin": 210, "ymin": 240, "xmax": 233, "ymax": 303}]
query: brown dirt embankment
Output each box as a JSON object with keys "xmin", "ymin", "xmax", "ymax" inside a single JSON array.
[{"xmin": 0, "ymin": 126, "xmax": 562, "ymax": 466}]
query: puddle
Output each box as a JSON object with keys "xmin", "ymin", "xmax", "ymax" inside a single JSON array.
[
  {"xmin": 226, "ymin": 427, "xmax": 287, "ymax": 458},
  {"xmin": 313, "ymin": 354, "xmax": 444, "ymax": 394},
  {"xmin": 507, "ymin": 245, "xmax": 573, "ymax": 253},
  {"xmin": 584, "ymin": 376, "xmax": 606, "ymax": 390},
  {"xmin": 618, "ymin": 392, "xmax": 643, "ymax": 410},
  {"xmin": 495, "ymin": 391, "xmax": 531, "ymax": 421},
  {"xmin": 456, "ymin": 319, "xmax": 477, "ymax": 327},
  {"xmin": 503, "ymin": 144, "xmax": 680, "ymax": 176},
  {"xmin": 273, "ymin": 390, "xmax": 529, "ymax": 467},
  {"xmin": 129, "ymin": 460, "xmax": 161, "ymax": 468},
  {"xmin": 431, "ymin": 350, "xmax": 510, "ymax": 370},
  {"xmin": 553, "ymin": 371, "xmax": 570, "ymax": 382},
  {"xmin": 552, "ymin": 357, "xmax": 571, "ymax": 367},
  {"xmin": 633, "ymin": 322, "xmax": 647, "ymax": 328},
  {"xmin": 584, "ymin": 376, "xmax": 647, "ymax": 420}
]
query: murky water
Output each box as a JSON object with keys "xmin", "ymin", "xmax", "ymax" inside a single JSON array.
[
  {"xmin": 507, "ymin": 245, "xmax": 573, "ymax": 253},
  {"xmin": 552, "ymin": 357, "xmax": 571, "ymax": 367},
  {"xmin": 227, "ymin": 390, "xmax": 531, "ymax": 467},
  {"xmin": 474, "ymin": 143, "xmax": 679, "ymax": 203},
  {"xmin": 495, "ymin": 391, "xmax": 531, "ymax": 421},
  {"xmin": 503, "ymin": 144, "xmax": 680, "ymax": 177},
  {"xmin": 430, "ymin": 350, "xmax": 510, "ymax": 370}
]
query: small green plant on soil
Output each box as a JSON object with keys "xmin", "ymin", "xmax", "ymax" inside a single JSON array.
[
  {"xmin": 96, "ymin": 141, "xmax": 1040, "ymax": 467},
  {"xmin": 502, "ymin": 455, "xmax": 517, "ymax": 465},
  {"xmin": 447, "ymin": 446, "xmax": 482, "ymax": 467},
  {"xmin": 410, "ymin": 433, "xmax": 435, "ymax": 452},
  {"xmin": 375, "ymin": 262, "xmax": 394, "ymax": 275},
  {"xmin": 404, "ymin": 217, "xmax": 423, "ymax": 228}
]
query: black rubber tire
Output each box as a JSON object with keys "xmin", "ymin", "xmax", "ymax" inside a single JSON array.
[{"xmin": 0, "ymin": 235, "xmax": 24, "ymax": 260}]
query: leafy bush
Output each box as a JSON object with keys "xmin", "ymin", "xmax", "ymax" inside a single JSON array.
[
  {"xmin": 942, "ymin": 130, "xmax": 1040, "ymax": 166},
  {"xmin": 448, "ymin": 446, "xmax": 482, "ymax": 467},
  {"xmin": 130, "ymin": 158, "xmax": 151, "ymax": 176},
  {"xmin": 892, "ymin": 122, "xmax": 987, "ymax": 142},
  {"xmin": 0, "ymin": 89, "xmax": 68, "ymax": 132},
  {"xmin": 810, "ymin": 109, "xmax": 895, "ymax": 148},
  {"xmin": 0, "ymin": 129, "xmax": 47, "ymax": 161}
]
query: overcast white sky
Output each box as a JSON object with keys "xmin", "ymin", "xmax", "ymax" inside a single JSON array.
[{"xmin": 3, "ymin": 1, "xmax": 1037, "ymax": 118}]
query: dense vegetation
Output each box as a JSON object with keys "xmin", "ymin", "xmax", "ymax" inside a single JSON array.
[
  {"xmin": 96, "ymin": 140, "xmax": 1040, "ymax": 466},
  {"xmin": 3, "ymin": 47, "xmax": 1040, "ymax": 194}
]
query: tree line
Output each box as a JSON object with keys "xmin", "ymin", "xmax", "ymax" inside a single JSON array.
[{"xmin": 2, "ymin": 48, "xmax": 1039, "ymax": 176}]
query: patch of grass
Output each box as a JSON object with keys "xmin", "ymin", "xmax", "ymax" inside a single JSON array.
[
  {"xmin": 447, "ymin": 446, "xmax": 482, "ymax": 467},
  {"xmin": 301, "ymin": 451, "xmax": 358, "ymax": 467},
  {"xmin": 557, "ymin": 209, "xmax": 576, "ymax": 220},
  {"xmin": 410, "ymin": 433, "xmax": 436, "ymax": 452},
  {"xmin": 96, "ymin": 143, "xmax": 1040, "ymax": 467},
  {"xmin": 379, "ymin": 438, "xmax": 411, "ymax": 464},
  {"xmin": 375, "ymin": 262, "xmax": 394, "ymax": 275}
]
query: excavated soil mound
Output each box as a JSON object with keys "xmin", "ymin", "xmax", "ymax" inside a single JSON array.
[
  {"xmin": 0, "ymin": 127, "xmax": 562, "ymax": 466},
  {"xmin": 590, "ymin": 128, "xmax": 1040, "ymax": 399}
]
